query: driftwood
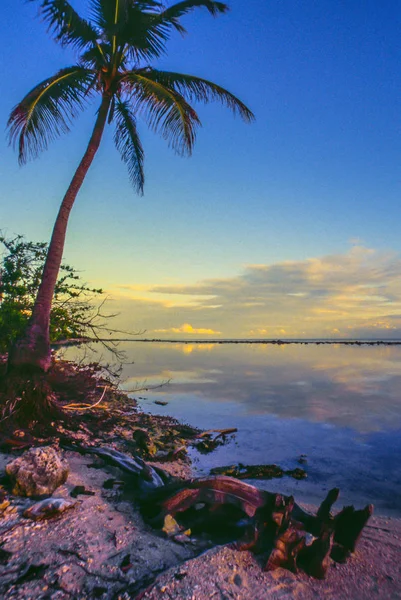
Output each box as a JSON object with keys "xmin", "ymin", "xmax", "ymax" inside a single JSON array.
[
  {"xmin": 197, "ymin": 428, "xmax": 238, "ymax": 439},
  {"xmin": 68, "ymin": 444, "xmax": 373, "ymax": 579},
  {"xmin": 194, "ymin": 429, "xmax": 238, "ymax": 454}
]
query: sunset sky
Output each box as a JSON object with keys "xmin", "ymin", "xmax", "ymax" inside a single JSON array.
[{"xmin": 1, "ymin": 0, "xmax": 401, "ymax": 339}]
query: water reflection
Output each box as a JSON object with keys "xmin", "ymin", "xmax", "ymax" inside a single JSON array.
[
  {"xmin": 65, "ymin": 342, "xmax": 401, "ymax": 515},
  {"xmin": 116, "ymin": 342, "xmax": 401, "ymax": 432}
]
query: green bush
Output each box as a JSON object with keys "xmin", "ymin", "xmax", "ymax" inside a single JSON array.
[{"xmin": 0, "ymin": 235, "xmax": 103, "ymax": 351}]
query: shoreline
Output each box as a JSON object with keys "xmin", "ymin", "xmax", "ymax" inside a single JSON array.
[
  {"xmin": 1, "ymin": 359, "xmax": 400, "ymax": 597},
  {"xmin": 79, "ymin": 338, "xmax": 401, "ymax": 346},
  {"xmin": 1, "ymin": 446, "xmax": 400, "ymax": 599}
]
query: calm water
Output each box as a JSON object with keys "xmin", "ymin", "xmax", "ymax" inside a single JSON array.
[{"xmin": 66, "ymin": 342, "xmax": 401, "ymax": 516}]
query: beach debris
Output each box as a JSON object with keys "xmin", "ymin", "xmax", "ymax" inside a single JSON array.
[
  {"xmin": 154, "ymin": 445, "xmax": 187, "ymax": 462},
  {"xmin": 198, "ymin": 428, "xmax": 238, "ymax": 438},
  {"xmin": 70, "ymin": 443, "xmax": 373, "ymax": 579},
  {"xmin": 0, "ymin": 487, "xmax": 10, "ymax": 513},
  {"xmin": 298, "ymin": 527, "xmax": 334, "ymax": 578},
  {"xmin": 162, "ymin": 514, "xmax": 182, "ymax": 537},
  {"xmin": 194, "ymin": 428, "xmax": 237, "ymax": 454},
  {"xmin": 66, "ymin": 445, "xmax": 165, "ymax": 489},
  {"xmin": 287, "ymin": 467, "xmax": 307, "ymax": 479},
  {"xmin": 102, "ymin": 478, "xmax": 124, "ymax": 489},
  {"xmin": 5, "ymin": 446, "xmax": 69, "ymax": 497},
  {"xmin": 23, "ymin": 497, "xmax": 76, "ymax": 520},
  {"xmin": 70, "ymin": 485, "xmax": 95, "ymax": 498},
  {"xmin": 172, "ymin": 445, "xmax": 187, "ymax": 459},
  {"xmin": 63, "ymin": 385, "xmax": 108, "ymax": 411},
  {"xmin": 117, "ymin": 412, "xmax": 201, "ymax": 461},
  {"xmin": 132, "ymin": 428, "xmax": 157, "ymax": 457},
  {"xmin": 144, "ymin": 476, "xmax": 373, "ymax": 579},
  {"xmin": 265, "ymin": 524, "xmax": 306, "ymax": 573},
  {"xmin": 210, "ymin": 463, "xmax": 307, "ymax": 480},
  {"xmin": 109, "ymin": 413, "xmax": 199, "ymax": 460},
  {"xmin": 333, "ymin": 503, "xmax": 374, "ymax": 552}
]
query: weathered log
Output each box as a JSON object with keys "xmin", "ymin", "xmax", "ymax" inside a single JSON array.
[
  {"xmin": 317, "ymin": 487, "xmax": 340, "ymax": 521},
  {"xmin": 265, "ymin": 526, "xmax": 306, "ymax": 573},
  {"xmin": 66, "ymin": 444, "xmax": 373, "ymax": 579},
  {"xmin": 299, "ymin": 527, "xmax": 334, "ymax": 579},
  {"xmin": 158, "ymin": 476, "xmax": 271, "ymax": 518},
  {"xmin": 60, "ymin": 443, "xmax": 166, "ymax": 489},
  {"xmin": 333, "ymin": 504, "xmax": 374, "ymax": 552},
  {"xmin": 145, "ymin": 473, "xmax": 373, "ymax": 578},
  {"xmin": 292, "ymin": 487, "xmax": 339, "ymax": 535}
]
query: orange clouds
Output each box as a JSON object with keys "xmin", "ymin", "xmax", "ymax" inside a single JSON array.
[
  {"xmin": 107, "ymin": 245, "xmax": 401, "ymax": 339},
  {"xmin": 154, "ymin": 323, "xmax": 221, "ymax": 335}
]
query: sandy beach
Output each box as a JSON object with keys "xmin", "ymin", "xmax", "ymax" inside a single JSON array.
[{"xmin": 1, "ymin": 447, "xmax": 400, "ymax": 600}]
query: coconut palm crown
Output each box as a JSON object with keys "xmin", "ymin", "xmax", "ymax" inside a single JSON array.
[{"xmin": 7, "ymin": 0, "xmax": 254, "ymax": 372}]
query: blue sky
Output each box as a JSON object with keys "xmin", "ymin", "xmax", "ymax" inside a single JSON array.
[{"xmin": 1, "ymin": 1, "xmax": 401, "ymax": 338}]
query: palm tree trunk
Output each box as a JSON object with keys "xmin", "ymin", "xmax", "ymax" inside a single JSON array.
[{"xmin": 8, "ymin": 94, "xmax": 112, "ymax": 373}]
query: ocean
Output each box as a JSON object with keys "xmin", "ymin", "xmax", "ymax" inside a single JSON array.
[{"xmin": 65, "ymin": 340, "xmax": 401, "ymax": 515}]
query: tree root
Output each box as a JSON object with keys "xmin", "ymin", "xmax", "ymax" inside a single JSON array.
[
  {"xmin": 0, "ymin": 359, "xmax": 121, "ymax": 444},
  {"xmin": 72, "ymin": 444, "xmax": 374, "ymax": 580},
  {"xmin": 0, "ymin": 368, "xmax": 62, "ymax": 429},
  {"xmin": 151, "ymin": 478, "xmax": 373, "ymax": 579}
]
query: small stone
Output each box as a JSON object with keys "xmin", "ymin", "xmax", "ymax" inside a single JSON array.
[
  {"xmin": 6, "ymin": 446, "xmax": 69, "ymax": 497},
  {"xmin": 0, "ymin": 499, "xmax": 10, "ymax": 512},
  {"xmin": 173, "ymin": 534, "xmax": 191, "ymax": 544},
  {"xmin": 23, "ymin": 497, "xmax": 76, "ymax": 521},
  {"xmin": 4, "ymin": 505, "xmax": 17, "ymax": 515},
  {"xmin": 70, "ymin": 485, "xmax": 95, "ymax": 498}
]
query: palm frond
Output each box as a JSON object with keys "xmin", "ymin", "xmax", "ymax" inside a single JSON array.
[
  {"xmin": 157, "ymin": 0, "xmax": 228, "ymax": 33},
  {"xmin": 29, "ymin": 0, "xmax": 99, "ymax": 50},
  {"xmin": 80, "ymin": 42, "xmax": 111, "ymax": 69},
  {"xmin": 89, "ymin": 0, "xmax": 143, "ymax": 38},
  {"xmin": 113, "ymin": 100, "xmax": 145, "ymax": 194},
  {"xmin": 8, "ymin": 67, "xmax": 95, "ymax": 164},
  {"xmin": 161, "ymin": 0, "xmax": 228, "ymax": 19},
  {"xmin": 121, "ymin": 9, "xmax": 172, "ymax": 60},
  {"xmin": 122, "ymin": 70, "xmax": 201, "ymax": 154},
  {"xmin": 135, "ymin": 69, "xmax": 255, "ymax": 122},
  {"xmin": 89, "ymin": 0, "xmax": 166, "ymax": 60},
  {"xmin": 138, "ymin": 1, "xmax": 228, "ymax": 49}
]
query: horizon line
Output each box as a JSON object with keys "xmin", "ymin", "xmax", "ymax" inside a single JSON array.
[{"xmin": 93, "ymin": 337, "xmax": 401, "ymax": 345}]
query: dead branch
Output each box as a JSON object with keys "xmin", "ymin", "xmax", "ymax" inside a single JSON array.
[{"xmin": 64, "ymin": 386, "xmax": 108, "ymax": 411}]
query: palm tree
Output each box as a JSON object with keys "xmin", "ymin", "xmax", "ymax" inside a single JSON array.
[{"xmin": 7, "ymin": 0, "xmax": 254, "ymax": 373}]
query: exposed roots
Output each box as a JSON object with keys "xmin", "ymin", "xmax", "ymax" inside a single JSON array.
[
  {"xmin": 0, "ymin": 368, "xmax": 61, "ymax": 428},
  {"xmin": 0, "ymin": 355, "xmax": 200, "ymax": 472},
  {"xmin": 0, "ymin": 357, "xmax": 123, "ymax": 445}
]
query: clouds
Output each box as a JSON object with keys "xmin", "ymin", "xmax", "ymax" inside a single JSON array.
[
  {"xmin": 108, "ymin": 245, "xmax": 401, "ymax": 339},
  {"xmin": 154, "ymin": 323, "xmax": 221, "ymax": 335}
]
